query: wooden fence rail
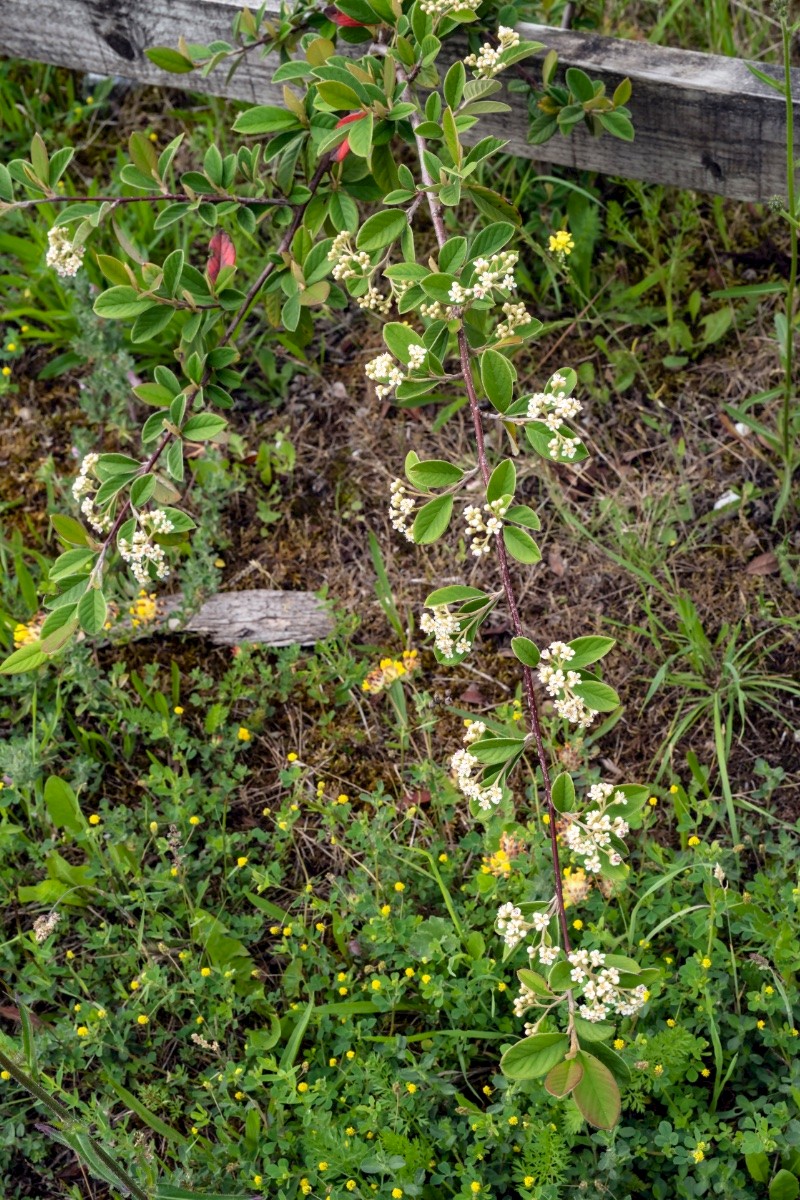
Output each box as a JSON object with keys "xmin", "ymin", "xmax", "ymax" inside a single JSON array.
[{"xmin": 1, "ymin": 0, "xmax": 798, "ymax": 201}]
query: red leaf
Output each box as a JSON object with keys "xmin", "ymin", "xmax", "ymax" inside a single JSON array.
[
  {"xmin": 333, "ymin": 113, "xmax": 365, "ymax": 162},
  {"xmin": 207, "ymin": 230, "xmax": 236, "ymax": 285},
  {"xmin": 325, "ymin": 5, "xmax": 369, "ymax": 25}
]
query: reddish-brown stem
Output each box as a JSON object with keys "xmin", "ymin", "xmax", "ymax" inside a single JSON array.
[{"xmin": 405, "ymin": 78, "xmax": 572, "ymax": 955}]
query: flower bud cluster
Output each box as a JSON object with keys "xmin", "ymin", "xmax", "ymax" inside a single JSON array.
[
  {"xmin": 450, "ymin": 747, "xmax": 502, "ymax": 811},
  {"xmin": 72, "ymin": 453, "xmax": 113, "ymax": 533},
  {"xmin": 119, "ymin": 512, "xmax": 174, "ymax": 586},
  {"xmin": 420, "ymin": 603, "xmax": 471, "ymax": 660},
  {"xmin": 525, "ymin": 372, "xmax": 583, "ymax": 460},
  {"xmin": 365, "ymin": 352, "xmax": 405, "ymax": 399},
  {"xmin": 328, "ymin": 232, "xmax": 371, "ymax": 281},
  {"xmin": 46, "ymin": 225, "xmax": 85, "ymax": 277},
  {"xmin": 357, "ymin": 285, "xmax": 392, "ymax": 315},
  {"xmin": 420, "ymin": 0, "xmax": 480, "ymax": 13},
  {"xmin": 496, "ymin": 301, "xmax": 534, "ymax": 340},
  {"xmin": 464, "ymin": 28, "xmax": 521, "ymax": 78},
  {"xmin": 538, "ymin": 641, "xmax": 596, "ymax": 727},
  {"xmin": 449, "ymin": 251, "xmax": 518, "ymax": 304},
  {"xmin": 563, "ymin": 782, "xmax": 630, "ymax": 874},
  {"xmin": 389, "ymin": 479, "xmax": 416, "ymax": 542},
  {"xmin": 464, "ymin": 497, "xmax": 508, "ymax": 556}
]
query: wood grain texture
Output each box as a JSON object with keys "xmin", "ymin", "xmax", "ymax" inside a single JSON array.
[
  {"xmin": 158, "ymin": 589, "xmax": 334, "ymax": 645},
  {"xmin": 2, "ymin": 0, "xmax": 798, "ymax": 199}
]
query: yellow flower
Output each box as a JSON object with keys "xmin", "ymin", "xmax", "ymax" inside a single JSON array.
[
  {"xmin": 406, "ymin": 1082, "xmax": 417, "ymax": 1093},
  {"xmin": 688, "ymin": 836, "xmax": 700, "ymax": 847},
  {"xmin": 380, "ymin": 904, "xmax": 391, "ymax": 917},
  {"xmin": 298, "ymin": 1081, "xmax": 309, "ymax": 1093},
  {"xmin": 572, "ymin": 919, "xmax": 583, "ymax": 930},
  {"xmin": 346, "ymin": 1127, "xmax": 356, "ymax": 1136},
  {"xmin": 237, "ymin": 727, "xmax": 251, "ymax": 742},
  {"xmin": 666, "ymin": 1018, "xmax": 676, "ymax": 1027},
  {"xmin": 148, "ymin": 132, "xmax": 158, "ymax": 142},
  {"xmin": 196, "ymin": 1016, "xmax": 204, "ymax": 1025},
  {"xmin": 653, "ymin": 1064, "xmax": 663, "ymax": 1076},
  {"xmin": 669, "ymin": 784, "xmax": 679, "ymax": 794},
  {"xmin": 76, "ymin": 1026, "xmax": 89, "ymax": 1037},
  {"xmin": 189, "ymin": 816, "xmax": 200, "ymax": 826},
  {"xmin": 701, "ymin": 957, "xmax": 711, "ymax": 969},
  {"xmin": 371, "ymin": 979, "xmax": 382, "ymax": 991},
  {"xmin": 66, "ymin": 950, "xmax": 74, "ymax": 960},
  {"xmin": 765, "ymin": 985, "xmax": 774, "ymax": 995},
  {"xmin": 329, "ymin": 1057, "xmax": 338, "ymax": 1067},
  {"xmin": 792, "ymin": 1028, "xmax": 799, "ymax": 1037},
  {"xmin": 149, "ymin": 821, "xmax": 158, "ymax": 834},
  {"xmin": 337, "ymin": 793, "xmax": 349, "ymax": 805},
  {"xmin": 482, "ymin": 1085, "xmax": 492, "ymax": 1096},
  {"xmin": 648, "ymin": 795, "xmax": 658, "ymax": 806},
  {"xmin": 757, "ymin": 1019, "xmax": 766, "ymax": 1029},
  {"xmin": 0, "ymin": 1071, "xmax": 10, "ymax": 1081},
  {"xmin": 20, "ymin": 325, "xmax": 29, "ymax": 333},
  {"xmin": 234, "ymin": 1091, "xmax": 245, "ymax": 1100},
  {"xmin": 88, "ymin": 814, "xmax": 101, "ymax": 826},
  {"xmin": 438, "ymin": 853, "xmax": 448, "ymax": 862},
  {"xmin": 346, "ymin": 1182, "xmax": 357, "ymax": 1191},
  {"xmin": 394, "ymin": 881, "xmax": 405, "ymax": 893},
  {"xmin": 236, "ymin": 856, "xmax": 248, "ymax": 868},
  {"xmin": 1, "ymin": 366, "xmax": 11, "ymax": 377},
  {"xmin": 508, "ymin": 1115, "xmax": 518, "ymax": 1125},
  {"xmin": 497, "ymin": 982, "xmax": 507, "ymax": 992},
  {"xmin": 130, "ymin": 980, "xmax": 140, "ymax": 990},
  {"xmin": 73, "ymin": 1003, "xmax": 82, "ymax": 1012},
  {"xmin": 283, "ymin": 926, "xmax": 292, "ymax": 937},
  {"xmin": 253, "ymin": 1176, "xmax": 262, "ymax": 1187},
  {"xmin": 173, "ymin": 705, "xmax": 184, "ymax": 715},
  {"xmin": 346, "ymin": 1049, "xmax": 355, "ymax": 1059},
  {"xmin": 136, "ymin": 1014, "xmax": 149, "ymax": 1025},
  {"xmin": 524, "ymin": 1179, "xmax": 534, "ymax": 1188},
  {"xmin": 421, "ymin": 974, "xmax": 431, "ymax": 984},
  {"xmin": 96, "ymin": 1008, "xmax": 106, "ymax": 1019},
  {"xmin": 542, "ymin": 813, "xmax": 550, "ymax": 825},
  {"xmin": 692, "ymin": 1149, "xmax": 705, "ymax": 1163},
  {"xmin": 170, "ymin": 867, "xmax": 179, "ymax": 877},
  {"xmin": 6, "ymin": 343, "xmax": 16, "ymax": 352},
  {"xmin": 179, "ymin": 951, "xmax": 189, "ymax": 961},
  {"xmin": 392, "ymin": 1190, "xmax": 403, "ymax": 1198},
  {"xmin": 339, "ymin": 986, "xmax": 348, "ymax": 995},
  {"xmin": 316, "ymin": 922, "xmax": 325, "ymax": 932},
  {"xmin": 613, "ymin": 1038, "xmax": 625, "ymax": 1050},
  {"xmin": 548, "ymin": 229, "xmax": 574, "ymax": 257},
  {"xmin": 287, "ymin": 752, "xmax": 298, "ymax": 762},
  {"xmin": 318, "ymin": 1162, "xmax": 328, "ymax": 1171},
  {"xmin": 405, "ymin": 967, "xmax": 415, "ymax": 978},
  {"xmin": 701, "ymin": 1068, "xmax": 710, "ymax": 1077},
  {"xmin": 470, "ymin": 1184, "xmax": 482, "ymax": 1195}
]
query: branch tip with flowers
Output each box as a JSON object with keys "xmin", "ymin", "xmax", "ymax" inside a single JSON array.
[{"xmin": 0, "ymin": 0, "xmax": 647, "ymax": 1129}]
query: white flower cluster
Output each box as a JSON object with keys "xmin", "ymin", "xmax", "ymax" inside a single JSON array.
[
  {"xmin": 563, "ymin": 782, "xmax": 629, "ymax": 873},
  {"xmin": 407, "ymin": 343, "xmax": 427, "ymax": 369},
  {"xmin": 420, "ymin": 603, "xmax": 470, "ymax": 660},
  {"xmin": 420, "ymin": 300, "xmax": 449, "ymax": 320},
  {"xmin": 496, "ymin": 901, "xmax": 560, "ymax": 974},
  {"xmin": 357, "ymin": 285, "xmax": 392, "ymax": 315},
  {"xmin": 46, "ymin": 225, "xmax": 85, "ymax": 277},
  {"xmin": 328, "ymin": 232, "xmax": 371, "ymax": 281},
  {"xmin": 464, "ymin": 27, "xmax": 521, "ymax": 79},
  {"xmin": 464, "ymin": 497, "xmax": 508, "ymax": 557},
  {"xmin": 496, "ymin": 301, "xmax": 533, "ymax": 340},
  {"xmin": 119, "ymin": 512, "xmax": 173, "ymax": 586},
  {"xmin": 449, "ymin": 251, "xmax": 518, "ymax": 305},
  {"xmin": 450, "ymin": 747, "xmax": 502, "ymax": 811},
  {"xmin": 566, "ymin": 949, "xmax": 649, "ymax": 1023},
  {"xmin": 526, "ymin": 372, "xmax": 583, "ymax": 459},
  {"xmin": 420, "ymin": 0, "xmax": 480, "ymax": 13},
  {"xmin": 389, "ymin": 479, "xmax": 415, "ymax": 542},
  {"xmin": 71, "ymin": 452, "xmax": 113, "ymax": 533},
  {"xmin": 365, "ymin": 352, "xmax": 405, "ymax": 400},
  {"xmin": 538, "ymin": 641, "xmax": 596, "ymax": 727}
]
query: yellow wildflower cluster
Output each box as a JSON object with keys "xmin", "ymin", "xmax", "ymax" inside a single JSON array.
[
  {"xmin": 129, "ymin": 589, "xmax": 158, "ymax": 627},
  {"xmin": 13, "ymin": 614, "xmax": 44, "ymax": 648},
  {"xmin": 548, "ymin": 229, "xmax": 574, "ymax": 259},
  {"xmin": 362, "ymin": 648, "xmax": 419, "ymax": 694}
]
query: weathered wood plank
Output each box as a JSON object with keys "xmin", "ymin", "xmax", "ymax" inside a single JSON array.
[
  {"xmin": 1, "ymin": 0, "xmax": 797, "ymax": 200},
  {"xmin": 158, "ymin": 589, "xmax": 334, "ymax": 645}
]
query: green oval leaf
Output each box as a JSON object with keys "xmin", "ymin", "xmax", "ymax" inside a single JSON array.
[
  {"xmin": 406, "ymin": 460, "xmax": 464, "ymax": 489},
  {"xmin": 356, "ymin": 210, "xmax": 408, "ymax": 253},
  {"xmin": 510, "ymin": 635, "xmax": 540, "ymax": 667},
  {"xmin": 544, "ymin": 1057, "xmax": 584, "ymax": 1097},
  {"xmin": 572, "ymin": 1052, "xmax": 621, "ymax": 1129},
  {"xmin": 412, "ymin": 494, "xmax": 453, "ymax": 545},
  {"xmin": 503, "ymin": 525, "xmax": 541, "ymax": 564},
  {"xmin": 501, "ymin": 1033, "xmax": 569, "ymax": 1080}
]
